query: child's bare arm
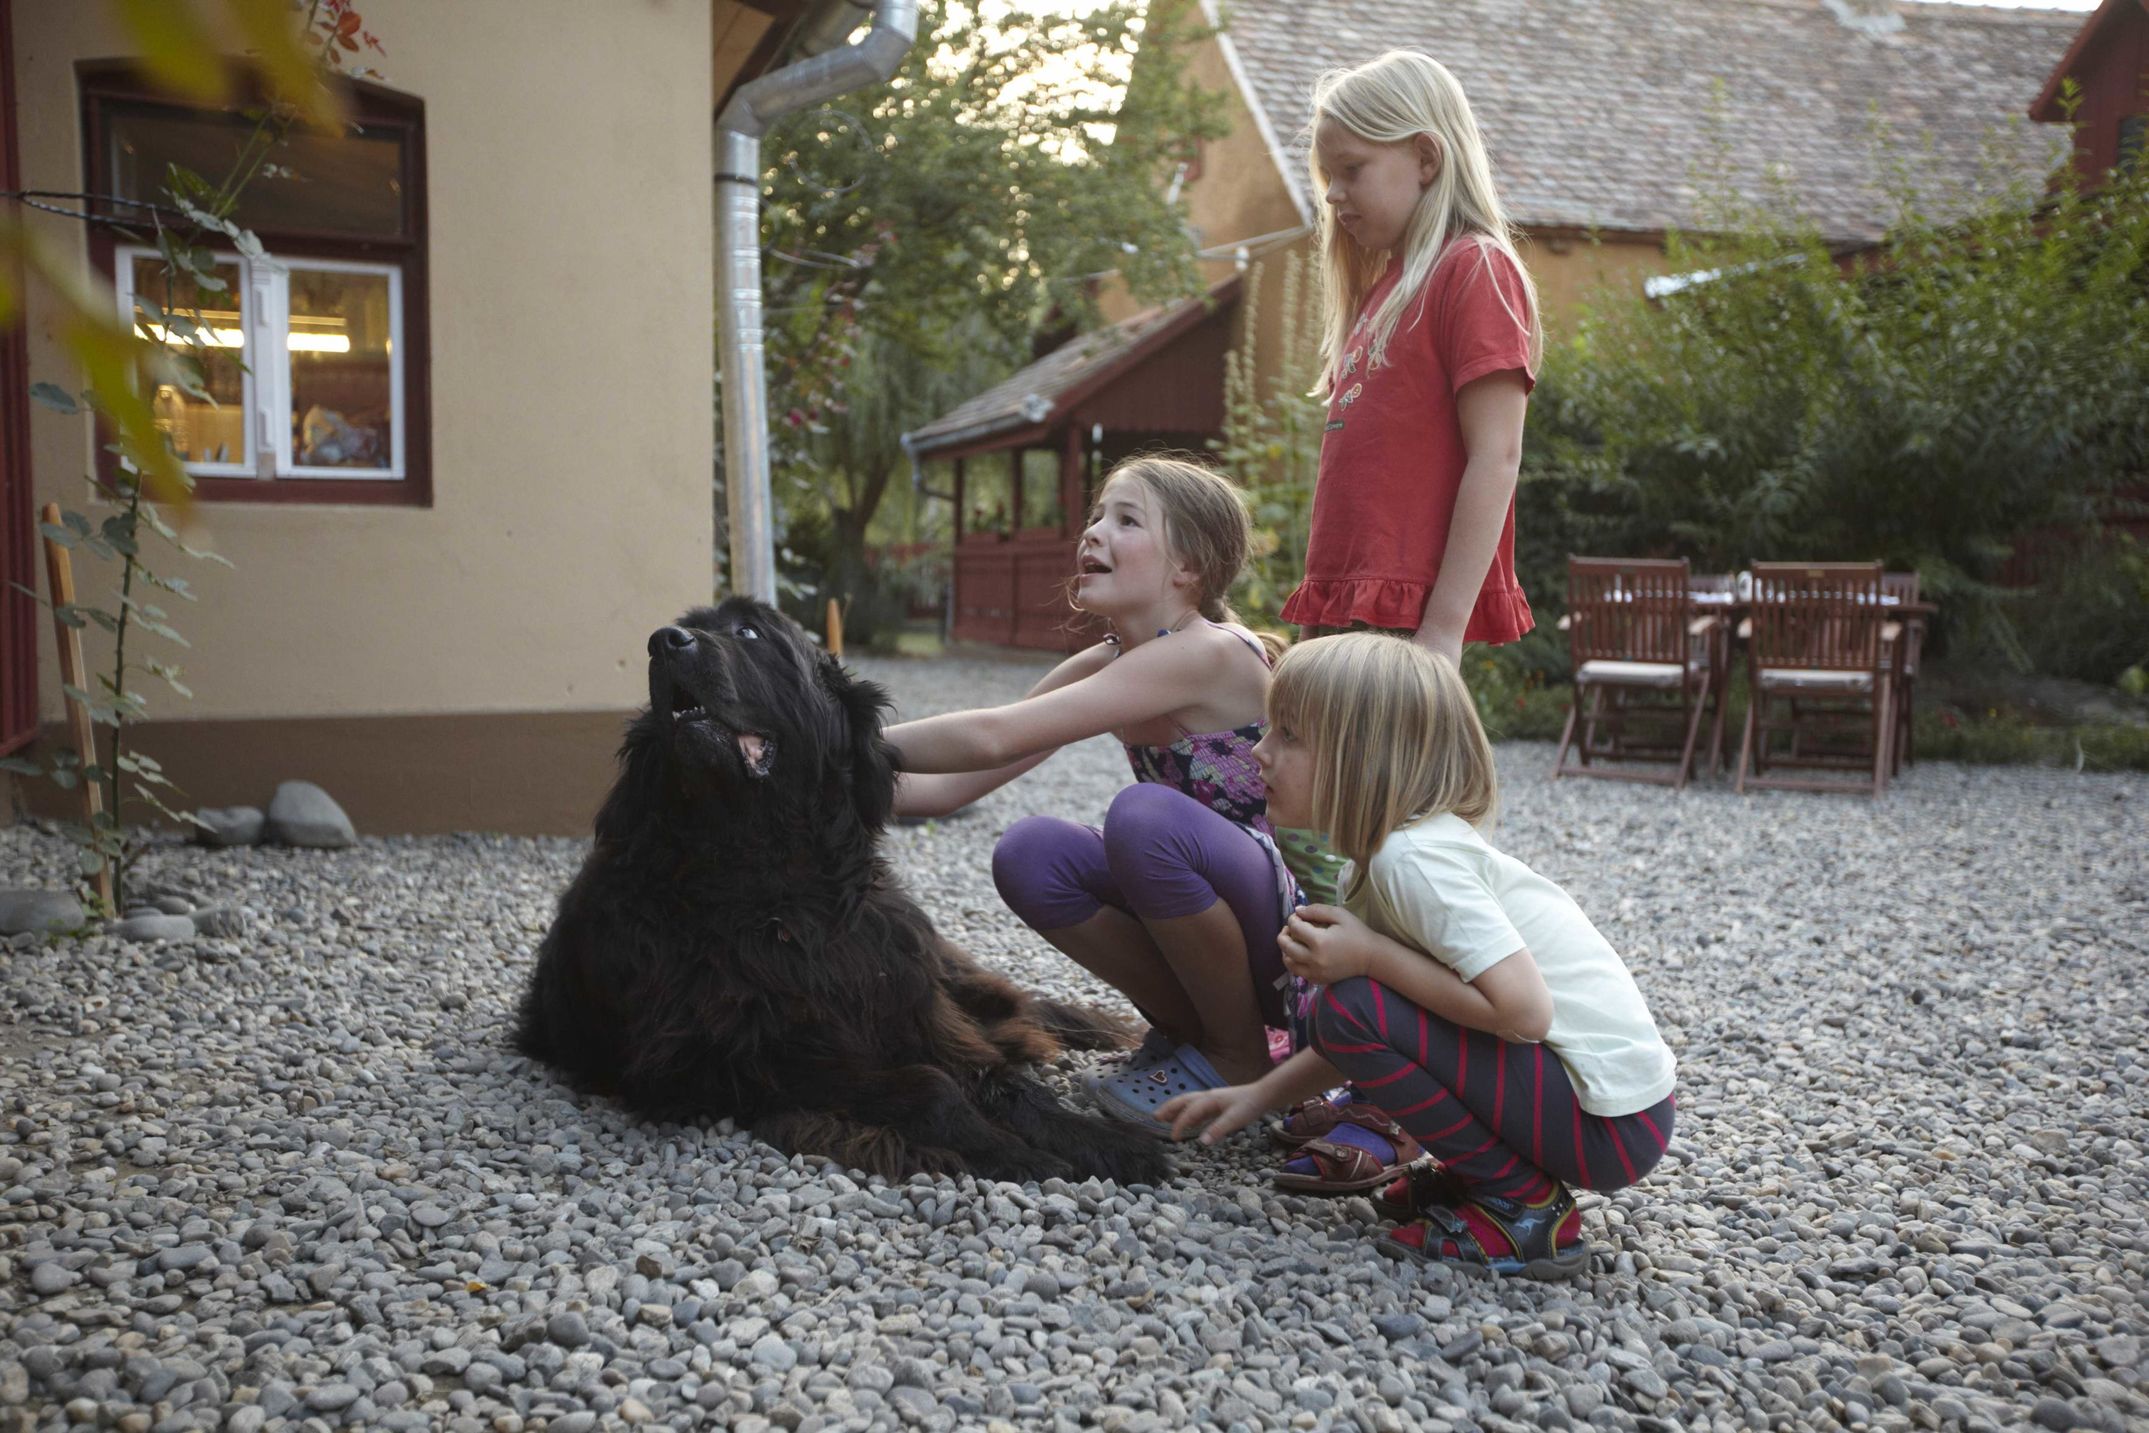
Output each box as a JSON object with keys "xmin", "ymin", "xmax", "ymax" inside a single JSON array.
[
  {"xmin": 886, "ymin": 645, "xmax": 1107, "ymax": 815},
  {"xmin": 1158, "ymin": 1048, "xmax": 1342, "ymax": 1145},
  {"xmin": 1284, "ymin": 904, "xmax": 1552, "ymax": 1044},
  {"xmin": 1416, "ymin": 371, "xmax": 1528, "ymax": 665},
  {"xmin": 883, "ymin": 632, "xmax": 1228, "ymax": 773}
]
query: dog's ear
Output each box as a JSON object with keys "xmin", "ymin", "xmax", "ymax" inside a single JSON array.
[{"xmin": 821, "ymin": 654, "xmax": 897, "ymax": 831}]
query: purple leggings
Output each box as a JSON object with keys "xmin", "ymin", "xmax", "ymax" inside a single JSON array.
[{"xmin": 992, "ymin": 784, "xmax": 1288, "ymax": 1026}]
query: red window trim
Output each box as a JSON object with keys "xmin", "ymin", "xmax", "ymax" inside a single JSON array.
[{"xmin": 77, "ymin": 62, "xmax": 431, "ymax": 508}]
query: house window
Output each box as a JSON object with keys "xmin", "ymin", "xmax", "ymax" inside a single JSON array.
[
  {"xmin": 964, "ymin": 456, "xmax": 1010, "ymax": 540},
  {"xmin": 82, "ymin": 67, "xmax": 428, "ymax": 504},
  {"xmin": 2121, "ymin": 115, "xmax": 2146, "ymax": 174}
]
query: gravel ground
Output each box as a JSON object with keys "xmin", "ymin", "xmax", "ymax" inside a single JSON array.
[{"xmin": 2, "ymin": 647, "xmax": 2146, "ymax": 1433}]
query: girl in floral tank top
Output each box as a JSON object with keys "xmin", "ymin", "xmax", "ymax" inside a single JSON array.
[{"xmin": 886, "ymin": 458, "xmax": 1339, "ymax": 1133}]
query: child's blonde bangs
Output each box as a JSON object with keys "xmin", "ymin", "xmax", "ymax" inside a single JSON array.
[{"xmin": 1270, "ymin": 635, "xmax": 1499, "ymax": 893}]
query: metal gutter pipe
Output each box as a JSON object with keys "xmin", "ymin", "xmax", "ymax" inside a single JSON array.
[{"xmin": 716, "ymin": 0, "xmax": 917, "ymax": 602}]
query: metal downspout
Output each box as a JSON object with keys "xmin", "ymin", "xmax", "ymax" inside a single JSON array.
[{"xmin": 716, "ymin": 0, "xmax": 917, "ymax": 602}]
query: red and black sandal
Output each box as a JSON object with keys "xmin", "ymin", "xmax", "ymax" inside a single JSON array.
[
  {"xmin": 1377, "ymin": 1184, "xmax": 1590, "ymax": 1280},
  {"xmin": 1271, "ymin": 1116, "xmax": 1425, "ymax": 1195},
  {"xmin": 1269, "ymin": 1088, "xmax": 1369, "ymax": 1149},
  {"xmin": 1371, "ymin": 1161, "xmax": 1466, "ymax": 1221}
]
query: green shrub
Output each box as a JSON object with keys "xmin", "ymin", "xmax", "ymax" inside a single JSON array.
[
  {"xmin": 1914, "ymin": 708, "xmax": 2149, "ymax": 772},
  {"xmin": 2008, "ymin": 534, "xmax": 2149, "ymax": 685},
  {"xmin": 1522, "ymin": 131, "xmax": 2149, "ymax": 679}
]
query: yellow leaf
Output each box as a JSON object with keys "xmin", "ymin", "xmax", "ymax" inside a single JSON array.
[
  {"xmin": 224, "ymin": 0, "xmax": 349, "ymax": 134},
  {"xmin": 65, "ymin": 313, "xmax": 191, "ymax": 509},
  {"xmin": 113, "ymin": 0, "xmax": 233, "ymax": 107}
]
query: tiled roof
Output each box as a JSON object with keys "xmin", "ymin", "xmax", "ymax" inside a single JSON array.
[
  {"xmin": 905, "ymin": 280, "xmax": 1237, "ymax": 454},
  {"xmin": 1219, "ymin": 0, "xmax": 2082, "ymax": 244}
]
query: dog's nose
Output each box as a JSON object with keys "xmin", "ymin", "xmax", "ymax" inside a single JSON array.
[{"xmin": 649, "ymin": 626, "xmax": 696, "ymax": 656}]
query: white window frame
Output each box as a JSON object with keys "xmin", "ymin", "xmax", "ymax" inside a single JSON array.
[
  {"xmin": 114, "ymin": 247, "xmax": 255, "ymax": 478},
  {"xmin": 116, "ymin": 245, "xmax": 406, "ymax": 482}
]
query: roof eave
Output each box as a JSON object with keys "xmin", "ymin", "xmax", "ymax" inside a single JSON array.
[
  {"xmin": 905, "ymin": 275, "xmax": 1244, "ymax": 460},
  {"xmin": 2028, "ymin": 0, "xmax": 2146, "ymax": 121}
]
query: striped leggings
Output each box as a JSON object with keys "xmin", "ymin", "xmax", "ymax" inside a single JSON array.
[{"xmin": 1311, "ymin": 975, "xmax": 1674, "ymax": 1203}]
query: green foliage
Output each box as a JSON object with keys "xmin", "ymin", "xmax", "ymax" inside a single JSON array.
[
  {"xmin": 1521, "ymin": 131, "xmax": 2149, "ymax": 681},
  {"xmin": 1912, "ymin": 708, "xmax": 2149, "ymax": 773},
  {"xmin": 736, "ymin": 0, "xmax": 1229, "ymax": 608},
  {"xmin": 2008, "ymin": 534, "xmax": 2149, "ymax": 686},
  {"xmin": 1214, "ymin": 252, "xmax": 1324, "ymax": 625},
  {"xmin": 1462, "ymin": 632, "xmax": 1571, "ymax": 742}
]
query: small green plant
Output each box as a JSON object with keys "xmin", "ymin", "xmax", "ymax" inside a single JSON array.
[{"xmin": 1214, "ymin": 251, "xmax": 1326, "ymax": 624}]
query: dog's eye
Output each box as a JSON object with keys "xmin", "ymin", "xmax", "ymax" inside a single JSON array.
[{"xmin": 737, "ymin": 624, "xmax": 760, "ymax": 641}]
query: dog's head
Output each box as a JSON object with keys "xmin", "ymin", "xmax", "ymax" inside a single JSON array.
[{"xmin": 620, "ymin": 596, "xmax": 896, "ymax": 832}]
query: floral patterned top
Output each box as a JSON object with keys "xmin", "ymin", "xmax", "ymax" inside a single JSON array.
[{"xmin": 1122, "ymin": 721, "xmax": 1274, "ymax": 834}]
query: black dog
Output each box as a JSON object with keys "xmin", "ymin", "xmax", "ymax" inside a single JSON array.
[{"xmin": 513, "ymin": 597, "xmax": 1170, "ymax": 1185}]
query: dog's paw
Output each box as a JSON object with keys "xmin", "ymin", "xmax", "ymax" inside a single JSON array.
[{"xmin": 1100, "ymin": 1140, "xmax": 1175, "ymax": 1188}]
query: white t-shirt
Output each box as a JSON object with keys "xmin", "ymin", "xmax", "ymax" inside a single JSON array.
[{"xmin": 1343, "ymin": 813, "xmax": 1675, "ymax": 1117}]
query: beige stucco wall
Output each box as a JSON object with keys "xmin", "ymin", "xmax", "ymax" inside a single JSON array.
[{"xmin": 17, "ymin": 0, "xmax": 717, "ymax": 721}]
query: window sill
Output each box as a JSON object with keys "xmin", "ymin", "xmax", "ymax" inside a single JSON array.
[{"xmin": 188, "ymin": 475, "xmax": 430, "ymax": 507}]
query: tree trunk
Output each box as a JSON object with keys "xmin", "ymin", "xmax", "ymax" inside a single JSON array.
[{"xmin": 821, "ymin": 460, "xmax": 897, "ymax": 645}]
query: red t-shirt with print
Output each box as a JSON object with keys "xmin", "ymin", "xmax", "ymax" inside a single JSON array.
[{"xmin": 1279, "ymin": 237, "xmax": 1537, "ymax": 643}]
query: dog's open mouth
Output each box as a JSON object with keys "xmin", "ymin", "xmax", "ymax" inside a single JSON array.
[
  {"xmin": 735, "ymin": 732, "xmax": 775, "ymax": 778},
  {"xmin": 669, "ymin": 688, "xmax": 775, "ymax": 777}
]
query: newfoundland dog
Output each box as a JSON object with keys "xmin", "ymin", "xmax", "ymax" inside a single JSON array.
[{"xmin": 514, "ymin": 597, "xmax": 1169, "ymax": 1185}]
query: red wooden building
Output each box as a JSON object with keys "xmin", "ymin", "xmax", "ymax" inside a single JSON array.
[
  {"xmin": 903, "ymin": 277, "xmax": 1238, "ymax": 651},
  {"xmin": 2029, "ymin": 0, "xmax": 2148, "ymax": 181}
]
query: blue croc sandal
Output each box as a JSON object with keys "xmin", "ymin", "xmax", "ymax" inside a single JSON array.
[
  {"xmin": 1079, "ymin": 1025, "xmax": 1178, "ymax": 1094},
  {"xmin": 1088, "ymin": 1043, "xmax": 1225, "ymax": 1133}
]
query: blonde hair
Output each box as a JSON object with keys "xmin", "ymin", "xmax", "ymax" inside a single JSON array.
[
  {"xmin": 1268, "ymin": 633, "xmax": 1496, "ymax": 897},
  {"xmin": 1307, "ymin": 50, "xmax": 1544, "ymax": 397},
  {"xmin": 1082, "ymin": 455, "xmax": 1288, "ymax": 660}
]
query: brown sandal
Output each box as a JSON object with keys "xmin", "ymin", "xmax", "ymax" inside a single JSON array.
[
  {"xmin": 1269, "ymin": 1091, "xmax": 1375, "ymax": 1149},
  {"xmin": 1271, "ymin": 1119, "xmax": 1425, "ymax": 1195}
]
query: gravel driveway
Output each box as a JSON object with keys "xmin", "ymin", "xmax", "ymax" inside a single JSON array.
[{"xmin": 2, "ymin": 649, "xmax": 2144, "ymax": 1433}]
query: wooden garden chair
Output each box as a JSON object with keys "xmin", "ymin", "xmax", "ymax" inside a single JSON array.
[
  {"xmin": 1554, "ymin": 557, "xmax": 1724, "ymax": 789},
  {"xmin": 1881, "ymin": 571, "xmax": 1923, "ymax": 774},
  {"xmin": 1735, "ymin": 561, "xmax": 1896, "ymax": 796}
]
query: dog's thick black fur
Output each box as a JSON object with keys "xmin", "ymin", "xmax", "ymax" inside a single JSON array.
[{"xmin": 514, "ymin": 597, "xmax": 1170, "ymax": 1185}]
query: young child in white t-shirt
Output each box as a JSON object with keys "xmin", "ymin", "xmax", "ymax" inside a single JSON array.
[{"xmin": 1160, "ymin": 633, "xmax": 1676, "ymax": 1279}]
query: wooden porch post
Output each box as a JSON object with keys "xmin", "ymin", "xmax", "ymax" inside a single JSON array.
[{"xmin": 1060, "ymin": 422, "xmax": 1084, "ymax": 537}]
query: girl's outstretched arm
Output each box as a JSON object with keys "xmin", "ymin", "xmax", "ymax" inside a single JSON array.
[
  {"xmin": 888, "ymin": 645, "xmax": 1111, "ymax": 817},
  {"xmin": 1416, "ymin": 370, "xmax": 1528, "ymax": 666},
  {"xmin": 883, "ymin": 631, "xmax": 1238, "ymax": 774}
]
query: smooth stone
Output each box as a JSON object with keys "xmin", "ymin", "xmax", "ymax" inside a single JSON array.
[
  {"xmin": 30, "ymin": 1263, "xmax": 78, "ymax": 1295},
  {"xmin": 111, "ymin": 913, "xmax": 196, "ymax": 943},
  {"xmin": 0, "ymin": 889, "xmax": 84, "ymax": 935},
  {"xmin": 264, "ymin": 780, "xmax": 357, "ymax": 848},
  {"xmin": 192, "ymin": 905, "xmax": 250, "ymax": 938},
  {"xmin": 193, "ymin": 806, "xmax": 265, "ymax": 847}
]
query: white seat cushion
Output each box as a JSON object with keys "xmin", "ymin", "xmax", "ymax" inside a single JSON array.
[
  {"xmin": 1576, "ymin": 659, "xmax": 1695, "ymax": 689},
  {"xmin": 1757, "ymin": 667, "xmax": 1874, "ymax": 694}
]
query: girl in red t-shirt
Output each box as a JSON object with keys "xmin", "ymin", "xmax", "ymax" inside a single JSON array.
[{"xmin": 1278, "ymin": 50, "xmax": 1544, "ymax": 665}]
